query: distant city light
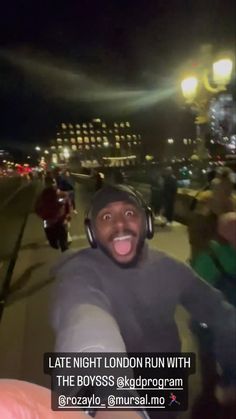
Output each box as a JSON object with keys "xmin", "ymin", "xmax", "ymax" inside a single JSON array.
[
  {"xmin": 167, "ymin": 138, "xmax": 174, "ymax": 144},
  {"xmin": 44, "ymin": 150, "xmax": 49, "ymax": 155},
  {"xmin": 63, "ymin": 148, "xmax": 70, "ymax": 159},
  {"xmin": 35, "ymin": 146, "xmax": 41, "ymax": 151}
]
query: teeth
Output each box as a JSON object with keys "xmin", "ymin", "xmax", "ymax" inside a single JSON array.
[{"xmin": 113, "ymin": 235, "xmax": 131, "ymax": 241}]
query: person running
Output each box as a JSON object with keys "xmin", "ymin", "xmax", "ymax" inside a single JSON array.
[
  {"xmin": 51, "ymin": 184, "xmax": 236, "ymax": 419},
  {"xmin": 35, "ymin": 175, "xmax": 71, "ymax": 252}
]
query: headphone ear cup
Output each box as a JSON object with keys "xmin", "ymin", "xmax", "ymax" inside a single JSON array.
[
  {"xmin": 84, "ymin": 218, "xmax": 97, "ymax": 248},
  {"xmin": 145, "ymin": 207, "xmax": 154, "ymax": 239}
]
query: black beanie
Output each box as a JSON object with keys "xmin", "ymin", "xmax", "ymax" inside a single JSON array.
[{"xmin": 89, "ymin": 184, "xmax": 144, "ymax": 221}]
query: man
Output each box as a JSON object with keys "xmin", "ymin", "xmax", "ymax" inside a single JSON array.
[
  {"xmin": 51, "ymin": 184, "xmax": 236, "ymax": 418},
  {"xmin": 162, "ymin": 167, "xmax": 177, "ymax": 226},
  {"xmin": 35, "ymin": 175, "xmax": 71, "ymax": 252}
]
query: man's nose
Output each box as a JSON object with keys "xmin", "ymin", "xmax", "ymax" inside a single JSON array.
[{"xmin": 113, "ymin": 214, "xmax": 126, "ymax": 229}]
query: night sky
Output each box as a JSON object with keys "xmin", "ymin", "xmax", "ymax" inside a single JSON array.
[{"xmin": 0, "ymin": 0, "xmax": 235, "ymax": 156}]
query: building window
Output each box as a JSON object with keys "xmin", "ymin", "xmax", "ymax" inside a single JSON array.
[
  {"xmin": 103, "ymin": 136, "xmax": 108, "ymax": 141},
  {"xmin": 126, "ymin": 122, "xmax": 130, "ymax": 127},
  {"xmin": 84, "ymin": 137, "xmax": 89, "ymax": 144},
  {"xmin": 116, "ymin": 142, "xmax": 120, "ymax": 149},
  {"xmin": 183, "ymin": 138, "xmax": 188, "ymax": 145},
  {"xmin": 71, "ymin": 138, "xmax": 76, "ymax": 144},
  {"xmin": 69, "ymin": 123, "xmax": 73, "ymax": 129},
  {"xmin": 51, "ymin": 146, "xmax": 56, "ymax": 150},
  {"xmin": 58, "ymin": 145, "xmax": 63, "ymax": 149},
  {"xmin": 90, "ymin": 130, "xmax": 94, "ymax": 134},
  {"xmin": 133, "ymin": 141, "xmax": 137, "ymax": 145},
  {"xmin": 103, "ymin": 130, "xmax": 107, "ymax": 134},
  {"xmin": 89, "ymin": 123, "xmax": 93, "ymax": 128},
  {"xmin": 97, "ymin": 137, "xmax": 102, "ymax": 143},
  {"xmin": 121, "ymin": 135, "xmax": 125, "ymax": 140},
  {"xmin": 114, "ymin": 123, "xmax": 118, "ymax": 127},
  {"xmin": 128, "ymin": 142, "xmax": 131, "ymax": 147},
  {"xmin": 114, "ymin": 129, "xmax": 119, "ymax": 133},
  {"xmin": 127, "ymin": 135, "xmax": 131, "ymax": 140},
  {"xmin": 83, "ymin": 130, "xmax": 88, "ymax": 135},
  {"xmin": 64, "ymin": 138, "xmax": 68, "ymax": 142},
  {"xmin": 77, "ymin": 137, "xmax": 83, "ymax": 144},
  {"xmin": 109, "ymin": 129, "xmax": 113, "ymax": 133},
  {"xmin": 91, "ymin": 137, "xmax": 95, "ymax": 143},
  {"xmin": 96, "ymin": 130, "xmax": 101, "ymax": 134},
  {"xmin": 70, "ymin": 130, "xmax": 74, "ymax": 135},
  {"xmin": 72, "ymin": 145, "xmax": 77, "ymax": 151},
  {"xmin": 91, "ymin": 144, "xmax": 96, "ymax": 149},
  {"xmin": 120, "ymin": 122, "xmax": 125, "ymax": 128},
  {"xmin": 61, "ymin": 123, "xmax": 67, "ymax": 129},
  {"xmin": 97, "ymin": 144, "xmax": 102, "ymax": 148},
  {"xmin": 132, "ymin": 135, "xmax": 137, "ymax": 140},
  {"xmin": 102, "ymin": 123, "xmax": 107, "ymax": 128},
  {"xmin": 78, "ymin": 145, "xmax": 82, "ymax": 150},
  {"xmin": 76, "ymin": 124, "xmax": 80, "ymax": 128},
  {"xmin": 57, "ymin": 138, "xmax": 62, "ymax": 143},
  {"xmin": 93, "ymin": 118, "xmax": 101, "ymax": 123},
  {"xmin": 82, "ymin": 123, "xmax": 87, "ymax": 128},
  {"xmin": 115, "ymin": 135, "xmax": 120, "ymax": 140}
]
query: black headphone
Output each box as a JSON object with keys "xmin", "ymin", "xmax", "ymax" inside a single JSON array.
[{"xmin": 84, "ymin": 184, "xmax": 154, "ymax": 249}]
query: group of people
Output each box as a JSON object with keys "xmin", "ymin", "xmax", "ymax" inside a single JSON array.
[
  {"xmin": 188, "ymin": 166, "xmax": 236, "ymax": 307},
  {"xmin": 150, "ymin": 166, "xmax": 178, "ymax": 226},
  {"xmin": 35, "ymin": 168, "xmax": 77, "ymax": 252},
  {"xmin": 1, "ymin": 166, "xmax": 236, "ymax": 419}
]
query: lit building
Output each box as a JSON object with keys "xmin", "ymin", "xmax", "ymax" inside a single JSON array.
[{"xmin": 51, "ymin": 118, "xmax": 142, "ymax": 168}]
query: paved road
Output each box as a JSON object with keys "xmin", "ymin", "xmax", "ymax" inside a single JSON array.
[{"xmin": 0, "ymin": 184, "xmax": 199, "ymax": 418}]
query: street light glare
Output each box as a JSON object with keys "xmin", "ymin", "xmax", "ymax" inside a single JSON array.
[
  {"xmin": 181, "ymin": 77, "xmax": 198, "ymax": 101},
  {"xmin": 213, "ymin": 58, "xmax": 233, "ymax": 86}
]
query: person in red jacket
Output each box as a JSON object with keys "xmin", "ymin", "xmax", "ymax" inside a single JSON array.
[{"xmin": 35, "ymin": 175, "xmax": 72, "ymax": 252}]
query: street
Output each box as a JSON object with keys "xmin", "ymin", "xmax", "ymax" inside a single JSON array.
[{"xmin": 0, "ymin": 183, "xmax": 200, "ymax": 418}]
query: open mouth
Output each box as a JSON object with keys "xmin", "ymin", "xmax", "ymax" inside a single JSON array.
[{"xmin": 112, "ymin": 235, "xmax": 133, "ymax": 256}]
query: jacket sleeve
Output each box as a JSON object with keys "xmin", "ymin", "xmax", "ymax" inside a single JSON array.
[
  {"xmin": 177, "ymin": 261, "xmax": 236, "ymax": 384},
  {"xmin": 50, "ymin": 273, "xmax": 126, "ymax": 353}
]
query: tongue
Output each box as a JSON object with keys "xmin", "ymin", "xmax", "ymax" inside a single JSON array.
[{"xmin": 113, "ymin": 239, "xmax": 132, "ymax": 256}]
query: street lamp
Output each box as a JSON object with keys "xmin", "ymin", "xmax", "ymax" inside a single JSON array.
[
  {"xmin": 213, "ymin": 58, "xmax": 233, "ymax": 87},
  {"xmin": 181, "ymin": 52, "xmax": 233, "ymax": 162}
]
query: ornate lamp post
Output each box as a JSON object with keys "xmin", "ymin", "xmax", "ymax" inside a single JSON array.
[{"xmin": 181, "ymin": 55, "xmax": 233, "ymax": 162}]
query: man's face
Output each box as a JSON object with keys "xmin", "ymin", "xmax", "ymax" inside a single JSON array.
[{"xmin": 94, "ymin": 201, "xmax": 145, "ymax": 265}]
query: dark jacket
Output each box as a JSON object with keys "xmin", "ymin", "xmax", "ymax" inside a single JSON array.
[{"xmin": 51, "ymin": 245, "xmax": 236, "ymax": 384}]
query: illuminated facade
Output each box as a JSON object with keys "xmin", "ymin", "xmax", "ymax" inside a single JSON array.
[{"xmin": 51, "ymin": 118, "xmax": 142, "ymax": 167}]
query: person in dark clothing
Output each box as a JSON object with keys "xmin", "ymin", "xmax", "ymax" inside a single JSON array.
[
  {"xmin": 92, "ymin": 169, "xmax": 104, "ymax": 191},
  {"xmin": 162, "ymin": 167, "xmax": 178, "ymax": 225},
  {"xmin": 56, "ymin": 169, "xmax": 77, "ymax": 214},
  {"xmin": 35, "ymin": 175, "xmax": 71, "ymax": 252},
  {"xmin": 150, "ymin": 168, "xmax": 164, "ymax": 220},
  {"xmin": 51, "ymin": 185, "xmax": 236, "ymax": 419}
]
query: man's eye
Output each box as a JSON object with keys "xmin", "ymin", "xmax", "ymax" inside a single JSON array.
[
  {"xmin": 125, "ymin": 210, "xmax": 134, "ymax": 217},
  {"xmin": 102, "ymin": 213, "xmax": 112, "ymax": 221}
]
